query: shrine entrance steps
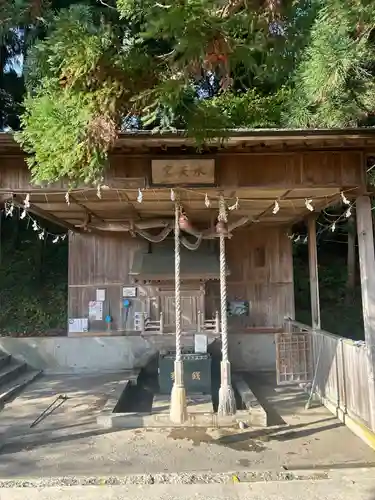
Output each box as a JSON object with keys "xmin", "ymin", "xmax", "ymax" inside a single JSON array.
[{"xmin": 0, "ymin": 351, "xmax": 42, "ymax": 409}]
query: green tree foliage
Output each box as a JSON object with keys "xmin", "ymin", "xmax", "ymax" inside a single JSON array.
[
  {"xmin": 15, "ymin": 0, "xmax": 307, "ymax": 184},
  {"xmin": 18, "ymin": 5, "xmax": 158, "ymax": 184},
  {"xmin": 288, "ymin": 0, "xmax": 375, "ymax": 128},
  {"xmin": 0, "ymin": 26, "xmax": 24, "ymax": 130},
  {"xmin": 0, "ymin": 38, "xmax": 24, "ymax": 130},
  {"xmin": 0, "ymin": 0, "xmax": 49, "ymax": 130},
  {"xmin": 4, "ymin": 0, "xmax": 375, "ymax": 185},
  {"xmin": 0, "ymin": 212, "xmax": 68, "ymax": 336}
]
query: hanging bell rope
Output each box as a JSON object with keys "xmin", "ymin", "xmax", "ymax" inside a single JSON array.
[
  {"xmin": 170, "ymin": 198, "xmax": 188, "ymax": 424},
  {"xmin": 217, "ymin": 194, "xmax": 236, "ymax": 416},
  {"xmin": 135, "ymin": 225, "xmax": 173, "ymax": 243},
  {"xmin": 181, "ymin": 234, "xmax": 203, "ymax": 251}
]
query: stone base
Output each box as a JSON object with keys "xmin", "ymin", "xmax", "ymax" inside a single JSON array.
[
  {"xmin": 232, "ymin": 373, "xmax": 268, "ymax": 426},
  {"xmin": 97, "ymin": 377, "xmax": 268, "ymax": 429}
]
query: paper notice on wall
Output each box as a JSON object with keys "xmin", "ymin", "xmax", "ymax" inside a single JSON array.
[
  {"xmin": 194, "ymin": 334, "xmax": 208, "ymax": 354},
  {"xmin": 96, "ymin": 289, "xmax": 106, "ymax": 302},
  {"xmin": 134, "ymin": 312, "xmax": 147, "ymax": 331},
  {"xmin": 68, "ymin": 318, "xmax": 88, "ymax": 333},
  {"xmin": 89, "ymin": 301, "xmax": 103, "ymax": 321},
  {"xmin": 123, "ymin": 286, "xmax": 137, "ymax": 298}
]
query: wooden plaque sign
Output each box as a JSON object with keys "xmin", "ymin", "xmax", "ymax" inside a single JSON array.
[{"xmin": 151, "ymin": 159, "xmax": 215, "ymax": 185}]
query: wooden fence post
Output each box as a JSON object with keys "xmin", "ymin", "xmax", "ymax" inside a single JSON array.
[
  {"xmin": 337, "ymin": 338, "xmax": 347, "ymax": 420},
  {"xmin": 356, "ymin": 195, "xmax": 375, "ymax": 432}
]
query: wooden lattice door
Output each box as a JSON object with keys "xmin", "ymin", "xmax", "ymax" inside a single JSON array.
[
  {"xmin": 159, "ymin": 289, "xmax": 204, "ymax": 333},
  {"xmin": 275, "ymin": 333, "xmax": 313, "ymax": 385}
]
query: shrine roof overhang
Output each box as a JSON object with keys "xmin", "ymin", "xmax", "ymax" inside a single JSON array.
[
  {"xmin": 0, "ymin": 186, "xmax": 353, "ymax": 234},
  {"xmin": 114, "ymin": 128, "xmax": 375, "ymax": 151},
  {"xmin": 2, "ymin": 128, "xmax": 375, "ymax": 153},
  {"xmin": 0, "ymin": 129, "xmax": 371, "ymax": 232}
]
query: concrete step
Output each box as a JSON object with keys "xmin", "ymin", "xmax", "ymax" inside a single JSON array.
[
  {"xmin": 0, "ymin": 361, "xmax": 28, "ymax": 388},
  {"xmin": 0, "ymin": 370, "xmax": 42, "ymax": 407},
  {"xmin": 0, "ymin": 355, "xmax": 11, "ymax": 371},
  {"xmin": 232, "ymin": 373, "xmax": 268, "ymax": 426}
]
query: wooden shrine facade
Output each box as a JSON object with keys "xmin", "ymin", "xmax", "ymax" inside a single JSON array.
[{"xmin": 0, "ymin": 129, "xmax": 373, "ymax": 338}]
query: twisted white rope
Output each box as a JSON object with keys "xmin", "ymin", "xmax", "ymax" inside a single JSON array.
[
  {"xmin": 136, "ymin": 225, "xmax": 173, "ymax": 243},
  {"xmin": 217, "ymin": 194, "xmax": 236, "ymax": 416},
  {"xmin": 175, "ymin": 201, "xmax": 182, "ymax": 362},
  {"xmin": 218, "ymin": 195, "xmax": 229, "ymax": 361},
  {"xmin": 181, "ymin": 234, "xmax": 202, "ymax": 251}
]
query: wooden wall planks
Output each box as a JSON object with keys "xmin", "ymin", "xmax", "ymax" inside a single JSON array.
[
  {"xmin": 0, "ymin": 149, "xmax": 365, "ymax": 191},
  {"xmin": 68, "ymin": 232, "xmax": 146, "ymax": 332},
  {"xmin": 205, "ymin": 226, "xmax": 294, "ymax": 329},
  {"xmin": 68, "ymin": 225, "xmax": 294, "ymax": 334}
]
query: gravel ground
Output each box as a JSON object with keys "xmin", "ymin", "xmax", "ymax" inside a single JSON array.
[
  {"xmin": 0, "ymin": 470, "xmax": 329, "ymax": 488},
  {"xmin": 2, "ymin": 475, "xmax": 375, "ymax": 500}
]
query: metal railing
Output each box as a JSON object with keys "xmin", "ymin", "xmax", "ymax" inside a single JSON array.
[{"xmin": 285, "ymin": 319, "xmax": 373, "ymax": 433}]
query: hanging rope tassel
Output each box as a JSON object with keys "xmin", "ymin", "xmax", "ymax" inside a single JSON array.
[
  {"xmin": 170, "ymin": 199, "xmax": 188, "ymax": 424},
  {"xmin": 217, "ymin": 194, "xmax": 236, "ymax": 417}
]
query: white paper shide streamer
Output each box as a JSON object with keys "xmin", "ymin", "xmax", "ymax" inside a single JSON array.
[
  {"xmin": 272, "ymin": 200, "xmax": 280, "ymax": 214},
  {"xmin": 228, "ymin": 197, "xmax": 239, "ymax": 211},
  {"xmin": 24, "ymin": 194, "xmax": 30, "ymax": 209},
  {"xmin": 305, "ymin": 199, "xmax": 314, "ymax": 212},
  {"xmin": 341, "ymin": 192, "xmax": 350, "ymax": 205},
  {"xmin": 204, "ymin": 193, "xmax": 211, "ymax": 208}
]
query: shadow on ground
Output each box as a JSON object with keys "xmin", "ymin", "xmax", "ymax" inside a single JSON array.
[
  {"xmin": 0, "ymin": 415, "xmax": 344, "ymax": 456},
  {"xmin": 0, "ymin": 370, "xmax": 374, "ymax": 480}
]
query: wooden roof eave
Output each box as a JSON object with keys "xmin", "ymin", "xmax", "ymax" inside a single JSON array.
[{"xmin": 2, "ymin": 128, "xmax": 375, "ymax": 155}]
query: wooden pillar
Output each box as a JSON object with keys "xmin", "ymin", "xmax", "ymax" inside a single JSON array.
[
  {"xmin": 346, "ymin": 216, "xmax": 356, "ymax": 302},
  {"xmin": 308, "ymin": 215, "xmax": 321, "ymax": 331},
  {"xmin": 356, "ymin": 195, "xmax": 375, "ymax": 431}
]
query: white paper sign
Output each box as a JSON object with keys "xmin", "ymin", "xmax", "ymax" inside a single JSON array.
[
  {"xmin": 89, "ymin": 301, "xmax": 103, "ymax": 321},
  {"xmin": 68, "ymin": 318, "xmax": 88, "ymax": 333},
  {"xmin": 194, "ymin": 334, "xmax": 208, "ymax": 354},
  {"xmin": 123, "ymin": 286, "xmax": 137, "ymax": 298},
  {"xmin": 96, "ymin": 289, "xmax": 106, "ymax": 302},
  {"xmin": 134, "ymin": 312, "xmax": 147, "ymax": 331}
]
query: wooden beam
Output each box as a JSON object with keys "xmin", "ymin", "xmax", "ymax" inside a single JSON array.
[
  {"xmin": 12, "ymin": 195, "xmax": 81, "ymax": 233},
  {"xmin": 355, "ymin": 195, "xmax": 375, "ymax": 432},
  {"xmin": 249, "ymin": 189, "xmax": 292, "ymax": 222},
  {"xmin": 69, "ymin": 193, "xmax": 106, "ymax": 223},
  {"xmin": 308, "ymin": 215, "xmax": 321, "ymax": 331},
  {"xmin": 292, "ymin": 192, "xmax": 343, "ymax": 227}
]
